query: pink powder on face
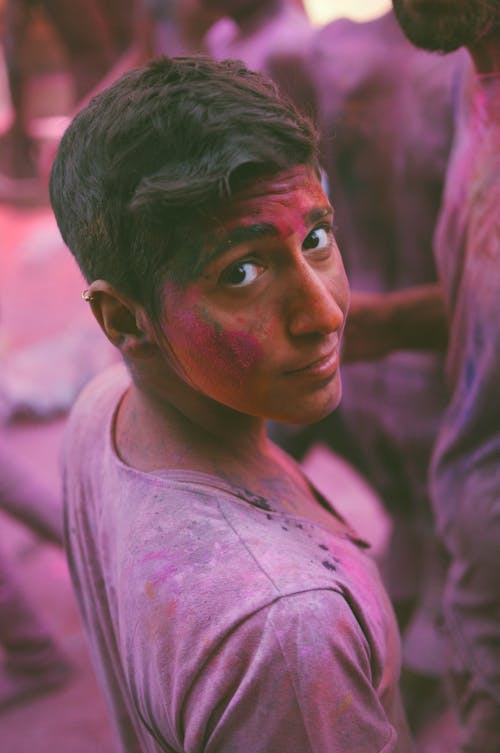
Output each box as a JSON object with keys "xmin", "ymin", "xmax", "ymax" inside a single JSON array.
[
  {"xmin": 172, "ymin": 307, "xmax": 264, "ymax": 386},
  {"xmin": 226, "ymin": 167, "xmax": 329, "ymax": 243}
]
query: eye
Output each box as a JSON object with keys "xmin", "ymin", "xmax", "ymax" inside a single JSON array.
[
  {"xmin": 219, "ymin": 260, "xmax": 264, "ymax": 288},
  {"xmin": 303, "ymin": 225, "xmax": 333, "ymax": 252}
]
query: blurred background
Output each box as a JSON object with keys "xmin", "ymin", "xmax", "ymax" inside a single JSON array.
[{"xmin": 306, "ymin": 0, "xmax": 390, "ymax": 24}]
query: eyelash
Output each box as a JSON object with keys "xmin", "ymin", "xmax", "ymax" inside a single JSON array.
[
  {"xmin": 218, "ymin": 258, "xmax": 263, "ymax": 287},
  {"xmin": 303, "ymin": 222, "xmax": 335, "ymax": 252},
  {"xmin": 316, "ymin": 221, "xmax": 336, "ymax": 236}
]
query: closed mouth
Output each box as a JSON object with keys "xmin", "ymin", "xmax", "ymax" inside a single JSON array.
[{"xmin": 284, "ymin": 347, "xmax": 338, "ymax": 376}]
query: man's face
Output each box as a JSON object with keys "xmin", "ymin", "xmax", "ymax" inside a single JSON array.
[
  {"xmin": 392, "ymin": 0, "xmax": 500, "ymax": 52},
  {"xmin": 158, "ymin": 165, "xmax": 349, "ymax": 424}
]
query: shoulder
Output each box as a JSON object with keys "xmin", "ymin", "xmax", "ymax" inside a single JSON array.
[
  {"xmin": 65, "ymin": 363, "xmax": 128, "ymax": 436},
  {"xmin": 308, "ymin": 17, "xmax": 389, "ymax": 110},
  {"xmin": 62, "ymin": 362, "xmax": 129, "ymax": 468},
  {"xmin": 316, "ymin": 15, "xmax": 357, "ymax": 42},
  {"xmin": 212, "ymin": 588, "xmax": 376, "ymax": 691},
  {"xmin": 124, "ymin": 491, "xmax": 397, "ymax": 678},
  {"xmin": 141, "ymin": 588, "xmax": 401, "ymax": 752},
  {"xmin": 110, "ymin": 489, "xmax": 405, "ymax": 749},
  {"xmin": 263, "ymin": 587, "xmax": 372, "ymax": 669}
]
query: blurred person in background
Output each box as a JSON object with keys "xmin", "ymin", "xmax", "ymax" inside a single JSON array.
[
  {"xmin": 0, "ymin": 0, "xmax": 136, "ymax": 203},
  {"xmin": 141, "ymin": 0, "xmax": 221, "ymax": 56},
  {"xmin": 201, "ymin": 0, "xmax": 317, "ymax": 117},
  {"xmin": 299, "ymin": 8, "xmax": 465, "ymax": 731},
  {"xmin": 0, "ymin": 436, "xmax": 70, "ymax": 710},
  {"xmin": 346, "ymin": 0, "xmax": 500, "ymax": 749}
]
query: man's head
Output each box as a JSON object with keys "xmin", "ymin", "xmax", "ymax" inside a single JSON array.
[
  {"xmin": 392, "ymin": 0, "xmax": 500, "ymax": 53},
  {"xmin": 50, "ymin": 56, "xmax": 319, "ymax": 320}
]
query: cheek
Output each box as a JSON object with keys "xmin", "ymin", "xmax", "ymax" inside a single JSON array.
[
  {"xmin": 170, "ymin": 308, "xmax": 265, "ymax": 382},
  {"xmin": 338, "ymin": 268, "xmax": 351, "ymax": 315},
  {"xmin": 330, "ymin": 252, "xmax": 350, "ymax": 316}
]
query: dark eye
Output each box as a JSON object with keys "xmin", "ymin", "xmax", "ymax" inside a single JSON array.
[
  {"xmin": 220, "ymin": 261, "xmax": 263, "ymax": 288},
  {"xmin": 303, "ymin": 226, "xmax": 331, "ymax": 251}
]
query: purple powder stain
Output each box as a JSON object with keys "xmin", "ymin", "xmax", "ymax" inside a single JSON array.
[{"xmin": 322, "ymin": 560, "xmax": 336, "ymax": 572}]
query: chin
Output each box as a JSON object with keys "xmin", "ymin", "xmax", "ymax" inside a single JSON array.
[{"xmin": 272, "ymin": 383, "xmax": 342, "ymax": 426}]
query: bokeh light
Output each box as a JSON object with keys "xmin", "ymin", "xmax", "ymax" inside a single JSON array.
[{"xmin": 304, "ymin": 0, "xmax": 391, "ymax": 26}]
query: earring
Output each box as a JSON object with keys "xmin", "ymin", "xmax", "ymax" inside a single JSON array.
[{"xmin": 82, "ymin": 289, "xmax": 94, "ymax": 302}]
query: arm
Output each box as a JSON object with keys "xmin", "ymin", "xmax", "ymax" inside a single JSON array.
[
  {"xmin": 176, "ymin": 591, "xmax": 410, "ymax": 753},
  {"xmin": 342, "ymin": 283, "xmax": 448, "ymax": 363}
]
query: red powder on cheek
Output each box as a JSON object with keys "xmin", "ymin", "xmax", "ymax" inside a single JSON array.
[
  {"xmin": 222, "ymin": 329, "xmax": 263, "ymax": 370},
  {"xmin": 170, "ymin": 307, "xmax": 264, "ymax": 385}
]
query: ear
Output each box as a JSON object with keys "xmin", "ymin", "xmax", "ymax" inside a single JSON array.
[{"xmin": 84, "ymin": 280, "xmax": 158, "ymax": 359}]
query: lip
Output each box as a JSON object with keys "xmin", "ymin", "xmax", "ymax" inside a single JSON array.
[{"xmin": 284, "ymin": 347, "xmax": 339, "ymax": 378}]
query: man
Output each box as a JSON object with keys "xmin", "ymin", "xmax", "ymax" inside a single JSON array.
[
  {"xmin": 0, "ymin": 0, "xmax": 135, "ymax": 203},
  {"xmin": 202, "ymin": 0, "xmax": 311, "ymax": 73},
  {"xmin": 141, "ymin": 0, "xmax": 220, "ymax": 57},
  {"xmin": 349, "ymin": 1, "xmax": 500, "ymax": 749},
  {"xmin": 202, "ymin": 0, "xmax": 317, "ymax": 116},
  {"xmin": 50, "ymin": 56, "xmax": 412, "ymax": 752}
]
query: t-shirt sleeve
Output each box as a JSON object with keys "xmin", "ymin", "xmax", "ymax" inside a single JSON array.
[{"xmin": 178, "ymin": 589, "xmax": 399, "ymax": 753}]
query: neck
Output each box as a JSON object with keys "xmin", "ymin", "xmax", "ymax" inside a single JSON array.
[
  {"xmin": 117, "ymin": 367, "xmax": 269, "ymax": 476},
  {"xmin": 468, "ymin": 30, "xmax": 500, "ymax": 75},
  {"xmin": 117, "ymin": 380, "xmax": 317, "ymax": 513}
]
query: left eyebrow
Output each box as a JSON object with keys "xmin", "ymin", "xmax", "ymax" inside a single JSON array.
[{"xmin": 306, "ymin": 206, "xmax": 333, "ymax": 225}]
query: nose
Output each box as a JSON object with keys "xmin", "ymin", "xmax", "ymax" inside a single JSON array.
[{"xmin": 286, "ymin": 260, "xmax": 346, "ymax": 338}]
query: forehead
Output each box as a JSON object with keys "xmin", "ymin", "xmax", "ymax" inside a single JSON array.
[
  {"xmin": 164, "ymin": 165, "xmax": 330, "ymax": 287},
  {"xmin": 216, "ymin": 164, "xmax": 328, "ymax": 228}
]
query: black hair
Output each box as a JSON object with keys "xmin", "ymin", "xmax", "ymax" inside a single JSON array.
[{"xmin": 50, "ymin": 55, "xmax": 319, "ymax": 318}]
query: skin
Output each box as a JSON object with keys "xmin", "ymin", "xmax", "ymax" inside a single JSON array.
[
  {"xmin": 159, "ymin": 166, "xmax": 348, "ymax": 422},
  {"xmin": 391, "ymin": 0, "xmax": 500, "ymax": 70},
  {"xmin": 87, "ymin": 165, "xmax": 349, "ymax": 509}
]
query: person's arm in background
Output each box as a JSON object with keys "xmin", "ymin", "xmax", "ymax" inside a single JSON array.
[{"xmin": 343, "ymin": 283, "xmax": 448, "ymax": 363}]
